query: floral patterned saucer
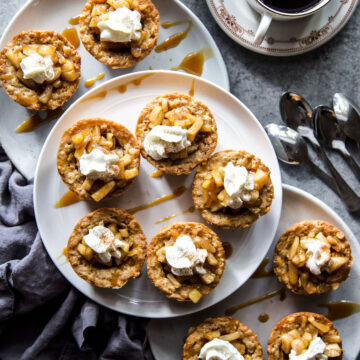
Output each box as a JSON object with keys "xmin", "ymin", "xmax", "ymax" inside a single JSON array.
[{"xmin": 206, "ymin": 0, "xmax": 358, "ymax": 56}]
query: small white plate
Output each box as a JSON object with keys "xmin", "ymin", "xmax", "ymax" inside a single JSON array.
[
  {"xmin": 0, "ymin": 0, "xmax": 229, "ymax": 180},
  {"xmin": 33, "ymin": 70, "xmax": 282, "ymax": 318},
  {"xmin": 206, "ymin": 0, "xmax": 358, "ymax": 56},
  {"xmin": 148, "ymin": 184, "xmax": 360, "ymax": 359}
]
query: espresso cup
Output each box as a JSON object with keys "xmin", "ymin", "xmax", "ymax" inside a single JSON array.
[{"xmin": 247, "ymin": 0, "xmax": 331, "ymax": 45}]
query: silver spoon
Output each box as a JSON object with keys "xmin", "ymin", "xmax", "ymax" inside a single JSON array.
[
  {"xmin": 265, "ymin": 124, "xmax": 337, "ymax": 193},
  {"xmin": 313, "ymin": 105, "xmax": 360, "ymax": 179},
  {"xmin": 280, "ymin": 92, "xmax": 360, "ymax": 209},
  {"xmin": 333, "ymin": 93, "xmax": 360, "ymax": 143},
  {"xmin": 266, "ymin": 124, "xmax": 360, "ymax": 213},
  {"xmin": 280, "ymin": 91, "xmax": 322, "ymax": 148}
]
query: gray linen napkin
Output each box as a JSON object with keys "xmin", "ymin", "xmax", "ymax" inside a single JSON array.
[{"xmin": 0, "ymin": 147, "xmax": 154, "ymax": 360}]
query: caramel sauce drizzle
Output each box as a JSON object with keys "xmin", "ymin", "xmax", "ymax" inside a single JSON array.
[
  {"xmin": 84, "ymin": 73, "xmax": 105, "ymax": 88},
  {"xmin": 250, "ymin": 257, "xmax": 274, "ymax": 279},
  {"xmin": 223, "ymin": 242, "xmax": 233, "ymax": 259},
  {"xmin": 225, "ymin": 288, "xmax": 286, "ymax": 316},
  {"xmin": 155, "ymin": 20, "xmax": 193, "ymax": 53},
  {"xmin": 16, "ymin": 108, "xmax": 64, "ymax": 133},
  {"xmin": 189, "ymin": 79, "xmax": 195, "ymax": 97},
  {"xmin": 127, "ymin": 186, "xmax": 187, "ymax": 215},
  {"xmin": 318, "ymin": 301, "xmax": 360, "ymax": 321},
  {"xmin": 80, "ymin": 90, "xmax": 108, "ymax": 103},
  {"xmin": 62, "ymin": 27, "xmax": 80, "ymax": 49},
  {"xmin": 154, "ymin": 205, "xmax": 195, "ymax": 224},
  {"xmin": 62, "ymin": 247, "xmax": 68, "ymax": 260},
  {"xmin": 80, "ymin": 74, "xmax": 152, "ymax": 102},
  {"xmin": 155, "ymin": 214, "xmax": 177, "ymax": 224},
  {"xmin": 182, "ymin": 206, "xmax": 195, "ymax": 214},
  {"xmin": 171, "ymin": 48, "xmax": 213, "ymax": 77},
  {"xmin": 68, "ymin": 15, "xmax": 80, "ymax": 25},
  {"xmin": 151, "ymin": 170, "xmax": 163, "ymax": 178},
  {"xmin": 258, "ymin": 313, "xmax": 269, "ymax": 323},
  {"xmin": 54, "ymin": 190, "xmax": 83, "ymax": 208},
  {"xmin": 58, "ymin": 247, "xmax": 69, "ymax": 265},
  {"xmin": 115, "ymin": 73, "xmax": 153, "ymax": 93}
]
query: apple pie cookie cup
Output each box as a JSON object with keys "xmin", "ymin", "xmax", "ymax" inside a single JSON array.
[
  {"xmin": 183, "ymin": 317, "xmax": 263, "ymax": 360},
  {"xmin": 79, "ymin": 0, "xmax": 159, "ymax": 68},
  {"xmin": 267, "ymin": 312, "xmax": 342, "ymax": 360},
  {"xmin": 0, "ymin": 30, "xmax": 80, "ymax": 110},
  {"xmin": 67, "ymin": 208, "xmax": 146, "ymax": 288},
  {"xmin": 274, "ymin": 220, "xmax": 352, "ymax": 295},
  {"xmin": 135, "ymin": 93, "xmax": 218, "ymax": 175},
  {"xmin": 57, "ymin": 118, "xmax": 140, "ymax": 202},
  {"xmin": 147, "ymin": 222, "xmax": 225, "ymax": 303},
  {"xmin": 192, "ymin": 150, "xmax": 274, "ymax": 229}
]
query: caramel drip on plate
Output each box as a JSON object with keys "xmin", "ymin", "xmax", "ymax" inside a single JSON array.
[
  {"xmin": 318, "ymin": 301, "xmax": 360, "ymax": 321},
  {"xmin": 189, "ymin": 79, "xmax": 195, "ymax": 96},
  {"xmin": 155, "ymin": 20, "xmax": 193, "ymax": 53},
  {"xmin": 54, "ymin": 190, "xmax": 82, "ymax": 208},
  {"xmin": 68, "ymin": 15, "xmax": 80, "ymax": 25},
  {"xmin": 225, "ymin": 288, "xmax": 286, "ymax": 316},
  {"xmin": 62, "ymin": 247, "xmax": 68, "ymax": 260},
  {"xmin": 155, "ymin": 205, "xmax": 195, "ymax": 224},
  {"xmin": 171, "ymin": 48, "xmax": 213, "ymax": 76},
  {"xmin": 16, "ymin": 108, "xmax": 64, "ymax": 133},
  {"xmin": 222, "ymin": 242, "xmax": 233, "ymax": 259},
  {"xmin": 258, "ymin": 313, "xmax": 269, "ymax": 323},
  {"xmin": 115, "ymin": 73, "xmax": 152, "ymax": 93},
  {"xmin": 155, "ymin": 214, "xmax": 177, "ymax": 224},
  {"xmin": 151, "ymin": 170, "xmax": 163, "ymax": 178},
  {"xmin": 62, "ymin": 27, "xmax": 80, "ymax": 48},
  {"xmin": 84, "ymin": 73, "xmax": 105, "ymax": 88},
  {"xmin": 182, "ymin": 206, "xmax": 194, "ymax": 214},
  {"xmin": 80, "ymin": 90, "xmax": 107, "ymax": 103},
  {"xmin": 127, "ymin": 186, "xmax": 187, "ymax": 214},
  {"xmin": 251, "ymin": 257, "xmax": 274, "ymax": 278}
]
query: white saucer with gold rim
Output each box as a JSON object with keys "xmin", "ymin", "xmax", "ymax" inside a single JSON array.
[{"xmin": 206, "ymin": 0, "xmax": 358, "ymax": 56}]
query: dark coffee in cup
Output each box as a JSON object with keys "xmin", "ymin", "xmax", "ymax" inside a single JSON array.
[{"xmin": 260, "ymin": 0, "xmax": 322, "ymax": 13}]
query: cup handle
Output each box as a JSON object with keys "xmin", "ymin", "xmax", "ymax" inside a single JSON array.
[{"xmin": 254, "ymin": 13, "xmax": 272, "ymax": 45}]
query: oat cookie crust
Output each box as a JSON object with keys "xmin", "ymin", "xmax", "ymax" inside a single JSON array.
[
  {"xmin": 136, "ymin": 93, "xmax": 218, "ymax": 175},
  {"xmin": 192, "ymin": 150, "xmax": 274, "ymax": 229},
  {"xmin": 147, "ymin": 222, "xmax": 225, "ymax": 302},
  {"xmin": 79, "ymin": 0, "xmax": 159, "ymax": 68},
  {"xmin": 0, "ymin": 30, "xmax": 81, "ymax": 111},
  {"xmin": 67, "ymin": 208, "xmax": 146, "ymax": 288},
  {"xmin": 183, "ymin": 317, "xmax": 263, "ymax": 360},
  {"xmin": 267, "ymin": 312, "xmax": 342, "ymax": 360},
  {"xmin": 274, "ymin": 220, "xmax": 352, "ymax": 295},
  {"xmin": 57, "ymin": 118, "xmax": 140, "ymax": 201}
]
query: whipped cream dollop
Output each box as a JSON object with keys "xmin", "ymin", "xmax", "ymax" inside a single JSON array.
[
  {"xmin": 79, "ymin": 148, "xmax": 119, "ymax": 181},
  {"xmin": 199, "ymin": 338, "xmax": 244, "ymax": 360},
  {"xmin": 143, "ymin": 125, "xmax": 191, "ymax": 160},
  {"xmin": 20, "ymin": 53, "xmax": 55, "ymax": 84},
  {"xmin": 300, "ymin": 238, "xmax": 331, "ymax": 275},
  {"xmin": 289, "ymin": 336, "xmax": 328, "ymax": 360},
  {"xmin": 97, "ymin": 7, "xmax": 142, "ymax": 43},
  {"xmin": 83, "ymin": 225, "xmax": 128, "ymax": 263},
  {"xmin": 165, "ymin": 235, "xmax": 207, "ymax": 276},
  {"xmin": 223, "ymin": 162, "xmax": 254, "ymax": 209}
]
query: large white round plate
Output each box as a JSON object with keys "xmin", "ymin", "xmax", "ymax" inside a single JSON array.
[
  {"xmin": 0, "ymin": 0, "xmax": 229, "ymax": 180},
  {"xmin": 33, "ymin": 70, "xmax": 282, "ymax": 318},
  {"xmin": 206, "ymin": 0, "xmax": 358, "ymax": 56},
  {"xmin": 148, "ymin": 184, "xmax": 360, "ymax": 358}
]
